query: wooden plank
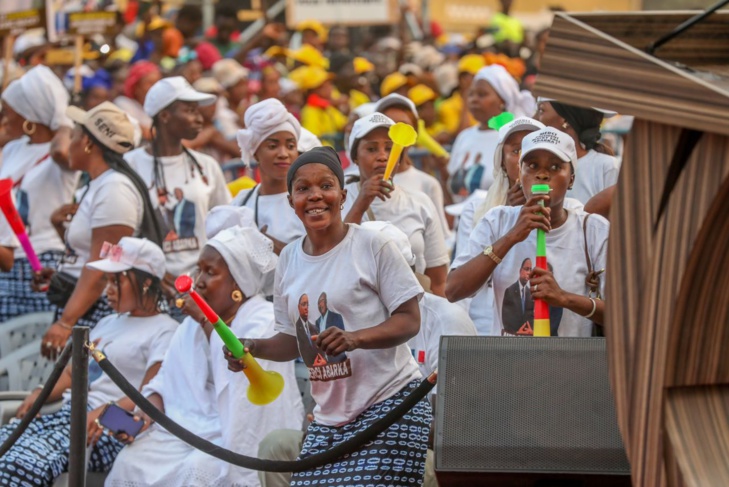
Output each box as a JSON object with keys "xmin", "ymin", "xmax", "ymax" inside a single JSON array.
[{"xmin": 537, "ymin": 14, "xmax": 729, "ymax": 136}]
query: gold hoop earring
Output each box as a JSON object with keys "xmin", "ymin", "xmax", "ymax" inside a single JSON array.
[
  {"xmin": 22, "ymin": 120, "xmax": 36, "ymax": 136},
  {"xmin": 231, "ymin": 290, "xmax": 243, "ymax": 302},
  {"xmin": 561, "ymin": 122, "xmax": 569, "ymax": 130},
  {"xmin": 84, "ymin": 145, "xmax": 92, "ymax": 154},
  {"xmin": 340, "ymin": 204, "xmax": 344, "ymax": 210}
]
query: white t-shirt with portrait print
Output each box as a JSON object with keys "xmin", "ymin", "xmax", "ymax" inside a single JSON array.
[
  {"xmin": 447, "ymin": 127, "xmax": 500, "ymax": 200},
  {"xmin": 567, "ymin": 150, "xmax": 619, "ymax": 204},
  {"xmin": 274, "ymin": 224, "xmax": 423, "ymax": 426},
  {"xmin": 0, "ymin": 137, "xmax": 79, "ymax": 257},
  {"xmin": 231, "ymin": 186, "xmax": 305, "ymax": 245},
  {"xmin": 63, "ymin": 312, "xmax": 177, "ymax": 409},
  {"xmin": 342, "ymin": 183, "xmax": 450, "ymax": 274},
  {"xmin": 451, "ymin": 205, "xmax": 609, "ymax": 337},
  {"xmin": 60, "ymin": 169, "xmax": 143, "ymax": 278},
  {"xmin": 124, "ymin": 148, "xmax": 232, "ymax": 276}
]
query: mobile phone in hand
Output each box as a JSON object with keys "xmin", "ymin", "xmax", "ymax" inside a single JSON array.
[{"xmin": 98, "ymin": 403, "xmax": 144, "ymax": 437}]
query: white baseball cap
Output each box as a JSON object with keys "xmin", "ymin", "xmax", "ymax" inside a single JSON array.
[
  {"xmin": 519, "ymin": 127, "xmax": 577, "ymax": 167},
  {"xmin": 374, "ymin": 94, "xmax": 419, "ymax": 125},
  {"xmin": 493, "ymin": 117, "xmax": 545, "ymax": 171},
  {"xmin": 87, "ymin": 237, "xmax": 166, "ymax": 279},
  {"xmin": 144, "ymin": 76, "xmax": 217, "ymax": 117},
  {"xmin": 348, "ymin": 112, "xmax": 395, "ymax": 162}
]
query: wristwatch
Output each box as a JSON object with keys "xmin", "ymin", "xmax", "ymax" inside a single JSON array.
[{"xmin": 483, "ymin": 245, "xmax": 502, "ymax": 264}]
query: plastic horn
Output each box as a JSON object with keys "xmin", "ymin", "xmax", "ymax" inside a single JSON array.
[
  {"xmin": 416, "ymin": 120, "xmax": 449, "ymax": 158},
  {"xmin": 0, "ymin": 179, "xmax": 42, "ymax": 272},
  {"xmin": 532, "ymin": 184, "xmax": 551, "ymax": 337},
  {"xmin": 175, "ymin": 275, "xmax": 284, "ymax": 405},
  {"xmin": 383, "ymin": 122, "xmax": 418, "ymax": 181}
]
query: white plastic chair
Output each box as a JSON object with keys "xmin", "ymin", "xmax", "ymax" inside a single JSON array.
[
  {"xmin": 0, "ymin": 339, "xmax": 56, "ymax": 392},
  {"xmin": 0, "ymin": 312, "xmax": 54, "ymax": 358}
]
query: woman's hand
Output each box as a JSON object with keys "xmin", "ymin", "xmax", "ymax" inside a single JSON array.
[
  {"xmin": 223, "ymin": 339, "xmax": 255, "ymax": 373},
  {"xmin": 115, "ymin": 411, "xmax": 153, "ymax": 444},
  {"xmin": 51, "ymin": 203, "xmax": 79, "ymax": 228},
  {"xmin": 505, "ymin": 194, "xmax": 551, "ymax": 244},
  {"xmin": 40, "ymin": 322, "xmax": 72, "ymax": 360},
  {"xmin": 15, "ymin": 389, "xmax": 41, "ymax": 419},
  {"xmin": 32, "ymin": 267, "xmax": 55, "ymax": 292},
  {"xmin": 314, "ymin": 327, "xmax": 359, "ymax": 357},
  {"xmin": 358, "ymin": 175, "xmax": 393, "ymax": 206},
  {"xmin": 529, "ymin": 267, "xmax": 568, "ymax": 308},
  {"xmin": 176, "ymin": 293, "xmax": 206, "ymax": 324},
  {"xmin": 86, "ymin": 406, "xmax": 106, "ymax": 447},
  {"xmin": 506, "ymin": 180, "xmax": 527, "ymax": 207}
]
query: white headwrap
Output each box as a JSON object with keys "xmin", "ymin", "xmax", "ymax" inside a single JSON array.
[
  {"xmin": 205, "ymin": 206, "xmax": 255, "ymax": 239},
  {"xmin": 236, "ymin": 98, "xmax": 301, "ymax": 166},
  {"xmin": 1, "ymin": 65, "xmax": 71, "ymax": 130},
  {"xmin": 473, "ymin": 65, "xmax": 536, "ymax": 119},
  {"xmin": 206, "ymin": 225, "xmax": 278, "ymax": 298},
  {"xmin": 298, "ymin": 127, "xmax": 322, "ymax": 153}
]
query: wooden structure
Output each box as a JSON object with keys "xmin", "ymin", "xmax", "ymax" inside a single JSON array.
[{"xmin": 536, "ymin": 10, "xmax": 729, "ymax": 487}]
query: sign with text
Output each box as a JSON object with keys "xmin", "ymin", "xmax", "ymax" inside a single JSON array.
[
  {"xmin": 286, "ymin": 0, "xmax": 398, "ymax": 27},
  {"xmin": 0, "ymin": 8, "xmax": 45, "ymax": 36}
]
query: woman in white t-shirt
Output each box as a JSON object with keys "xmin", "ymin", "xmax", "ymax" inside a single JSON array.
[
  {"xmin": 35, "ymin": 103, "xmax": 164, "ymax": 360},
  {"xmin": 448, "ymin": 65, "xmax": 536, "ymax": 199},
  {"xmin": 447, "ymin": 127, "xmax": 609, "ymax": 337},
  {"xmin": 231, "ymin": 98, "xmax": 306, "ymax": 253},
  {"xmin": 343, "ymin": 112, "xmax": 450, "ymax": 296},
  {"xmin": 0, "ymin": 237, "xmax": 176, "ymax": 487},
  {"xmin": 107, "ymin": 224, "xmax": 303, "ymax": 487},
  {"xmin": 123, "ymin": 76, "xmax": 231, "ymax": 308},
  {"xmin": 0, "ymin": 65, "xmax": 80, "ymax": 322},
  {"xmin": 224, "ymin": 147, "xmax": 431, "ymax": 487},
  {"xmin": 373, "ymin": 94, "xmax": 451, "ymax": 239},
  {"xmin": 536, "ymin": 99, "xmax": 619, "ymax": 204}
]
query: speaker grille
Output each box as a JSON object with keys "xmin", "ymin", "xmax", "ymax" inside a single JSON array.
[{"xmin": 436, "ymin": 337, "xmax": 630, "ymax": 475}]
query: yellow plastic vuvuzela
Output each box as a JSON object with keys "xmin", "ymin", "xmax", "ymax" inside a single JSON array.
[
  {"xmin": 416, "ymin": 119, "xmax": 449, "ymax": 158},
  {"xmin": 383, "ymin": 122, "xmax": 418, "ymax": 181}
]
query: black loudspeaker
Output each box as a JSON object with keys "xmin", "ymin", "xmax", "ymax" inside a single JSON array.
[{"xmin": 435, "ymin": 337, "xmax": 631, "ymax": 486}]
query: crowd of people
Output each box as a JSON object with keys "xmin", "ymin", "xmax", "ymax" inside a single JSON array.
[{"xmin": 0, "ymin": 3, "xmax": 627, "ymax": 486}]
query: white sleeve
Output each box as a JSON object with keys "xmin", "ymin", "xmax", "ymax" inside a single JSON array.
[
  {"xmin": 603, "ymin": 157, "xmax": 619, "ymax": 188},
  {"xmin": 447, "ymin": 132, "xmax": 466, "ymax": 176},
  {"xmin": 451, "ymin": 208, "xmax": 500, "ymax": 270},
  {"xmin": 203, "ymin": 155, "xmax": 233, "ymax": 208},
  {"xmin": 454, "ymin": 200, "xmax": 477, "ymax": 263},
  {"xmin": 273, "ymin": 251, "xmax": 295, "ymax": 336},
  {"xmin": 145, "ymin": 323, "xmax": 176, "ymax": 370},
  {"xmin": 377, "ymin": 239, "xmax": 424, "ymax": 313},
  {"xmin": 90, "ymin": 178, "xmax": 142, "ymax": 230},
  {"xmin": 0, "ymin": 219, "xmax": 18, "ymax": 248},
  {"xmin": 419, "ymin": 197, "xmax": 450, "ymax": 269}
]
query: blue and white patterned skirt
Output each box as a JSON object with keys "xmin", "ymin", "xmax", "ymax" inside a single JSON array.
[
  {"xmin": 291, "ymin": 380, "xmax": 432, "ymax": 487},
  {"xmin": 0, "ymin": 251, "xmax": 63, "ymax": 323},
  {"xmin": 54, "ymin": 295, "xmax": 113, "ymax": 329},
  {"xmin": 0, "ymin": 403, "xmax": 124, "ymax": 486}
]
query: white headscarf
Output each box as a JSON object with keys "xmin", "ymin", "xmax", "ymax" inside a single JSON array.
[
  {"xmin": 206, "ymin": 225, "xmax": 278, "ymax": 298},
  {"xmin": 205, "ymin": 206, "xmax": 255, "ymax": 239},
  {"xmin": 236, "ymin": 98, "xmax": 301, "ymax": 166},
  {"xmin": 298, "ymin": 127, "xmax": 322, "ymax": 153},
  {"xmin": 1, "ymin": 65, "xmax": 71, "ymax": 130},
  {"xmin": 473, "ymin": 65, "xmax": 536, "ymax": 119}
]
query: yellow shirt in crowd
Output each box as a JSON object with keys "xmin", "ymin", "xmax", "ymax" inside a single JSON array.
[
  {"xmin": 438, "ymin": 92, "xmax": 476, "ymax": 135},
  {"xmin": 301, "ymin": 104, "xmax": 348, "ymax": 143}
]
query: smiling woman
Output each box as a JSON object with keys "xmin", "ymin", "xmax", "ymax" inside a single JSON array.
[{"xmin": 221, "ymin": 146, "xmax": 432, "ymax": 487}]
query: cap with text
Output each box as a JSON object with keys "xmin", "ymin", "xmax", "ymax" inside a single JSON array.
[
  {"xmin": 66, "ymin": 101, "xmax": 136, "ymax": 154},
  {"xmin": 348, "ymin": 112, "xmax": 395, "ymax": 161},
  {"xmin": 519, "ymin": 127, "xmax": 577, "ymax": 167}
]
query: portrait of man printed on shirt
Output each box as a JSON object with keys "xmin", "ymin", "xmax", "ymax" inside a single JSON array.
[{"xmin": 295, "ymin": 293, "xmax": 351, "ymax": 381}]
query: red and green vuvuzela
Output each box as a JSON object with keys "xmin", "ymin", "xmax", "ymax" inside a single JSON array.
[{"xmin": 532, "ymin": 184, "xmax": 551, "ymax": 337}]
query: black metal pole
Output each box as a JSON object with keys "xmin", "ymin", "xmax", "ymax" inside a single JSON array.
[
  {"xmin": 646, "ymin": 0, "xmax": 729, "ymax": 54},
  {"xmin": 68, "ymin": 326, "xmax": 89, "ymax": 487}
]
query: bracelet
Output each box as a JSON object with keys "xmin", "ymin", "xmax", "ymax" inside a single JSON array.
[
  {"xmin": 584, "ymin": 297, "xmax": 597, "ymax": 319},
  {"xmin": 54, "ymin": 319, "xmax": 74, "ymax": 330}
]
